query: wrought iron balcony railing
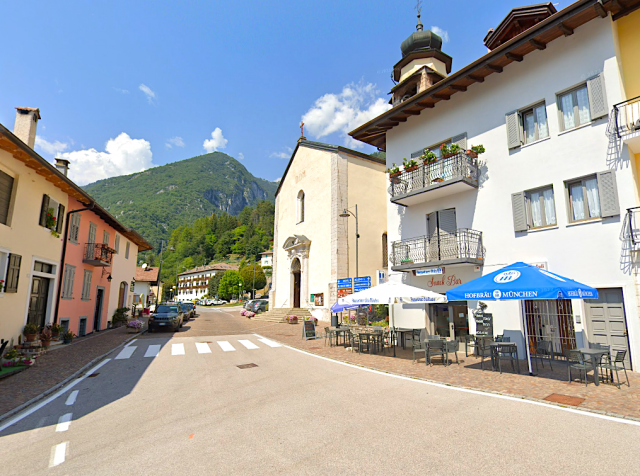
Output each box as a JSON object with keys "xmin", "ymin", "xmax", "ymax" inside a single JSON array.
[
  {"xmin": 390, "ymin": 229, "xmax": 484, "ymax": 269},
  {"xmin": 612, "ymin": 95, "xmax": 640, "ymax": 138},
  {"xmin": 83, "ymin": 242, "xmax": 115, "ymax": 267},
  {"xmin": 388, "ymin": 152, "xmax": 479, "ymax": 205},
  {"xmin": 626, "ymin": 207, "xmax": 640, "ymax": 246}
]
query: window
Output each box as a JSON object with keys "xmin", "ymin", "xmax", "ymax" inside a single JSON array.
[
  {"xmin": 115, "ymin": 234, "xmax": 120, "ymax": 253},
  {"xmin": 5, "ymin": 253, "xmax": 21, "ymax": 293},
  {"xmin": 297, "ymin": 190, "xmax": 305, "ymax": 223},
  {"xmin": 382, "ymin": 233, "xmax": 388, "ymax": 268},
  {"xmin": 0, "ymin": 169, "xmax": 15, "ymax": 226},
  {"xmin": 558, "ymin": 85, "xmax": 591, "ymax": 130},
  {"xmin": 79, "ymin": 318, "xmax": 87, "ymax": 337},
  {"xmin": 125, "ymin": 241, "xmax": 130, "ymax": 259},
  {"xmin": 39, "ymin": 195, "xmax": 65, "ymax": 234},
  {"xmin": 410, "ymin": 133, "xmax": 467, "ymax": 159},
  {"xmin": 526, "ymin": 186, "xmax": 556, "ymax": 229},
  {"xmin": 61, "ymin": 264, "xmax": 76, "ymax": 299},
  {"xmin": 103, "ymin": 231, "xmax": 110, "ymax": 246},
  {"xmin": 60, "ymin": 319, "xmax": 69, "ymax": 332},
  {"xmin": 521, "ymin": 103, "xmax": 549, "ymax": 144},
  {"xmin": 34, "ymin": 261, "xmax": 53, "ymax": 274},
  {"xmin": 69, "ymin": 213, "xmax": 81, "ymax": 243},
  {"xmin": 81, "ymin": 270, "xmax": 92, "ymax": 300},
  {"xmin": 565, "ymin": 171, "xmax": 620, "ymax": 221}
]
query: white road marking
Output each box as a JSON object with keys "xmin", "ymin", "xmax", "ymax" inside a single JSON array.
[
  {"xmin": 238, "ymin": 339, "xmax": 259, "ymax": 350},
  {"xmin": 127, "ymin": 339, "xmax": 137, "ymax": 346},
  {"xmin": 144, "ymin": 345, "xmax": 161, "ymax": 358},
  {"xmin": 0, "ymin": 359, "xmax": 110, "ymax": 434},
  {"xmin": 65, "ymin": 390, "xmax": 79, "ymax": 406},
  {"xmin": 56, "ymin": 413, "xmax": 73, "ymax": 432},
  {"xmin": 49, "ymin": 442, "xmax": 68, "ymax": 467},
  {"xmin": 115, "ymin": 346, "xmax": 137, "ymax": 360},
  {"xmin": 171, "ymin": 343, "xmax": 185, "ymax": 355},
  {"xmin": 196, "ymin": 342, "xmax": 211, "ymax": 354},
  {"xmin": 256, "ymin": 337, "xmax": 282, "ymax": 348},
  {"xmin": 217, "ymin": 341, "xmax": 235, "ymax": 352}
]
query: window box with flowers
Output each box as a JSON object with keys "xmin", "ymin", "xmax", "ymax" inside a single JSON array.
[
  {"xmin": 126, "ymin": 319, "xmax": 144, "ymax": 333},
  {"xmin": 403, "ymin": 158, "xmax": 419, "ymax": 173},
  {"xmin": 387, "ymin": 163, "xmax": 401, "ymax": 182},
  {"xmin": 440, "ymin": 143, "xmax": 461, "ymax": 159}
]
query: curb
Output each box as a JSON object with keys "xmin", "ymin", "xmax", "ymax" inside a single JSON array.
[
  {"xmin": 262, "ymin": 335, "xmax": 640, "ymax": 424},
  {"xmin": 0, "ymin": 329, "xmax": 145, "ymax": 425}
]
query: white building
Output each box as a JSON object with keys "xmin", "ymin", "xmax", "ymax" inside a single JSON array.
[
  {"xmin": 260, "ymin": 250, "xmax": 273, "ymax": 268},
  {"xmin": 177, "ymin": 263, "xmax": 238, "ymax": 301},
  {"xmin": 350, "ymin": 2, "xmax": 640, "ymax": 369},
  {"xmin": 132, "ymin": 266, "xmax": 162, "ymax": 308}
]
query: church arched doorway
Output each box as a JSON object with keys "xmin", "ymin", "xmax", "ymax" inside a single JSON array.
[{"xmin": 291, "ymin": 258, "xmax": 301, "ymax": 308}]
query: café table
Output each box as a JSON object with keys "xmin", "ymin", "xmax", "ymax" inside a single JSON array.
[
  {"xmin": 393, "ymin": 328, "xmax": 415, "ymax": 350},
  {"xmin": 489, "ymin": 342, "xmax": 519, "ymax": 373},
  {"xmin": 354, "ymin": 329, "xmax": 383, "ymax": 354},
  {"xmin": 577, "ymin": 347, "xmax": 609, "ymax": 386},
  {"xmin": 330, "ymin": 327, "xmax": 350, "ymax": 347}
]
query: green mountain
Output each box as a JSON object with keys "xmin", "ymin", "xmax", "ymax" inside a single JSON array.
[{"xmin": 83, "ymin": 152, "xmax": 278, "ymax": 250}]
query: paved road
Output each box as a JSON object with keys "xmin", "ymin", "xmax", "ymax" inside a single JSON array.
[{"xmin": 1, "ymin": 307, "xmax": 639, "ymax": 475}]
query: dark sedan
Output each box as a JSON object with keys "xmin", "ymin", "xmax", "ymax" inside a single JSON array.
[
  {"xmin": 248, "ymin": 299, "xmax": 269, "ymax": 313},
  {"xmin": 180, "ymin": 302, "xmax": 194, "ymax": 321},
  {"xmin": 148, "ymin": 304, "xmax": 184, "ymax": 332}
]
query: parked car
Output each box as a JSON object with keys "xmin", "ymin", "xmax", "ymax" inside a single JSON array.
[
  {"xmin": 187, "ymin": 302, "xmax": 197, "ymax": 317},
  {"xmin": 180, "ymin": 302, "xmax": 194, "ymax": 321},
  {"xmin": 243, "ymin": 299, "xmax": 257, "ymax": 310},
  {"xmin": 248, "ymin": 299, "xmax": 269, "ymax": 313},
  {"xmin": 148, "ymin": 303, "xmax": 184, "ymax": 332},
  {"xmin": 212, "ymin": 299, "xmax": 228, "ymax": 305}
]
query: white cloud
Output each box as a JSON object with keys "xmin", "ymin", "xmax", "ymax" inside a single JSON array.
[
  {"xmin": 431, "ymin": 26, "xmax": 449, "ymax": 43},
  {"xmin": 139, "ymin": 83, "xmax": 156, "ymax": 104},
  {"xmin": 203, "ymin": 127, "xmax": 228, "ymax": 152},
  {"xmin": 165, "ymin": 136, "xmax": 185, "ymax": 149},
  {"xmin": 269, "ymin": 146, "xmax": 293, "ymax": 159},
  {"xmin": 274, "ymin": 177, "xmax": 282, "ymax": 182},
  {"xmin": 59, "ymin": 133, "xmax": 154, "ymax": 185},
  {"xmin": 113, "ymin": 87, "xmax": 130, "ymax": 94},
  {"xmin": 35, "ymin": 137, "xmax": 69, "ymax": 156},
  {"xmin": 237, "ymin": 152, "xmax": 244, "ymax": 160},
  {"xmin": 301, "ymin": 81, "xmax": 391, "ymax": 148}
]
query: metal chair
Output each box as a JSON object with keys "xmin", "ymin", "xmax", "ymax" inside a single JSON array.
[
  {"xmin": 443, "ymin": 340, "xmax": 460, "ymax": 366},
  {"xmin": 412, "ymin": 329, "xmax": 426, "ymax": 363},
  {"xmin": 600, "ymin": 350, "xmax": 630, "ymax": 388},
  {"xmin": 426, "ymin": 339, "xmax": 445, "ymax": 366},
  {"xmin": 464, "ymin": 335, "xmax": 476, "ymax": 357},
  {"xmin": 324, "ymin": 327, "xmax": 335, "ymax": 347},
  {"xmin": 567, "ymin": 350, "xmax": 590, "ymax": 386},
  {"xmin": 492, "ymin": 344, "xmax": 519, "ymax": 374},
  {"xmin": 533, "ymin": 340, "xmax": 554, "ymax": 371},
  {"xmin": 495, "ymin": 334, "xmax": 505, "ymax": 342},
  {"xmin": 479, "ymin": 338, "xmax": 494, "ymax": 370}
]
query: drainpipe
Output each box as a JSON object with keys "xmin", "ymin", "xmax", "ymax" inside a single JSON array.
[{"xmin": 53, "ymin": 202, "xmax": 95, "ymax": 324}]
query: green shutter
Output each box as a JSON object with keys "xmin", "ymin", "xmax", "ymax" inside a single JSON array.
[
  {"xmin": 56, "ymin": 204, "xmax": 65, "ymax": 234},
  {"xmin": 5, "ymin": 254, "xmax": 22, "ymax": 293},
  {"xmin": 39, "ymin": 195, "xmax": 50, "ymax": 227}
]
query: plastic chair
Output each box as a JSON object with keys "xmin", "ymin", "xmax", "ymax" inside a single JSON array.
[
  {"xmin": 444, "ymin": 340, "xmax": 460, "ymax": 366},
  {"xmin": 493, "ymin": 344, "xmax": 519, "ymax": 374},
  {"xmin": 479, "ymin": 338, "xmax": 494, "ymax": 370},
  {"xmin": 324, "ymin": 327, "xmax": 335, "ymax": 347},
  {"xmin": 426, "ymin": 339, "xmax": 445, "ymax": 366},
  {"xmin": 533, "ymin": 340, "xmax": 554, "ymax": 371},
  {"xmin": 412, "ymin": 329, "xmax": 426, "ymax": 363},
  {"xmin": 567, "ymin": 350, "xmax": 590, "ymax": 386},
  {"xmin": 600, "ymin": 350, "xmax": 630, "ymax": 388}
]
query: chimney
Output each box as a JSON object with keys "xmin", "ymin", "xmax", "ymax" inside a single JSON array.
[
  {"xmin": 55, "ymin": 158, "xmax": 70, "ymax": 176},
  {"xmin": 14, "ymin": 107, "xmax": 41, "ymax": 149}
]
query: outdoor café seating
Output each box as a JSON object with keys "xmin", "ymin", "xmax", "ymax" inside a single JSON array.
[
  {"xmin": 567, "ymin": 349, "xmax": 591, "ymax": 386},
  {"xmin": 426, "ymin": 339, "xmax": 445, "ymax": 366},
  {"xmin": 443, "ymin": 340, "xmax": 460, "ymax": 366},
  {"xmin": 533, "ymin": 340, "xmax": 554, "ymax": 371},
  {"xmin": 600, "ymin": 350, "xmax": 630, "ymax": 388},
  {"xmin": 490, "ymin": 342, "xmax": 519, "ymax": 374},
  {"xmin": 412, "ymin": 329, "xmax": 426, "ymax": 363}
]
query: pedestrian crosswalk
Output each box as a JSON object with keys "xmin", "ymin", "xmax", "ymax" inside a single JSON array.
[{"xmin": 114, "ymin": 338, "xmax": 281, "ymax": 360}]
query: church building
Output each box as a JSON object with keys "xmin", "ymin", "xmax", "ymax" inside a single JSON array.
[{"xmin": 270, "ymin": 137, "xmax": 387, "ymax": 321}]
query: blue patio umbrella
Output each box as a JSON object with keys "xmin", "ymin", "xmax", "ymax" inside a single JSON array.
[
  {"xmin": 446, "ymin": 262, "xmax": 598, "ymax": 374},
  {"xmin": 330, "ymin": 301, "xmax": 361, "ymax": 313}
]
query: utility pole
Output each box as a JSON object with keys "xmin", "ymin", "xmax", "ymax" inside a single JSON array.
[
  {"xmin": 252, "ymin": 254, "xmax": 257, "ymax": 299},
  {"xmin": 339, "ymin": 205, "xmax": 359, "ymax": 278}
]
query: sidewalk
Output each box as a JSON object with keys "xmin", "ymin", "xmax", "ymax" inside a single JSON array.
[
  {"xmin": 244, "ymin": 315, "xmax": 640, "ymax": 421},
  {"xmin": 0, "ymin": 325, "xmax": 142, "ymax": 419}
]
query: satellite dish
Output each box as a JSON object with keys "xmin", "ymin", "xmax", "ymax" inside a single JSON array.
[{"xmin": 142, "ymin": 263, "xmax": 148, "ymax": 269}]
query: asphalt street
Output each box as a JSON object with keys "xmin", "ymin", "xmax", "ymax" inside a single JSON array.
[{"xmin": 1, "ymin": 307, "xmax": 639, "ymax": 475}]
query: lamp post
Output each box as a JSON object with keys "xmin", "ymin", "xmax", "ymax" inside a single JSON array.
[
  {"xmin": 156, "ymin": 240, "xmax": 166, "ymax": 302},
  {"xmin": 339, "ymin": 205, "xmax": 359, "ymax": 278}
]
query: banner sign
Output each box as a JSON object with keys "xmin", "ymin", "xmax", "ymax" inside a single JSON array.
[
  {"xmin": 337, "ymin": 278, "xmax": 353, "ymax": 289},
  {"xmin": 414, "ymin": 268, "xmax": 444, "ymax": 276},
  {"xmin": 337, "ymin": 288, "xmax": 353, "ymax": 298}
]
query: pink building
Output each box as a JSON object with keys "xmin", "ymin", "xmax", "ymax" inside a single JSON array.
[{"xmin": 56, "ymin": 197, "xmax": 151, "ymax": 335}]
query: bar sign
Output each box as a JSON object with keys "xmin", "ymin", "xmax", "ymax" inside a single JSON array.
[{"xmin": 415, "ymin": 268, "xmax": 444, "ymax": 276}]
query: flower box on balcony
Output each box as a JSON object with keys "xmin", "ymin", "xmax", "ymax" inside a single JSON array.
[
  {"xmin": 466, "ymin": 150, "xmax": 478, "ymax": 159},
  {"xmin": 404, "ymin": 166, "xmax": 419, "ymax": 173},
  {"xmin": 432, "ymin": 177, "xmax": 444, "ymax": 183},
  {"xmin": 401, "ymin": 259, "xmax": 414, "ymax": 265}
]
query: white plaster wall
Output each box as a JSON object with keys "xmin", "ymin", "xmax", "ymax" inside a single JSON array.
[
  {"xmin": 384, "ymin": 18, "xmax": 640, "ymax": 367},
  {"xmin": 105, "ymin": 235, "xmax": 137, "ymax": 319}
]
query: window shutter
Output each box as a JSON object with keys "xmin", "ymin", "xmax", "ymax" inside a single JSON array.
[
  {"xmin": 597, "ymin": 170, "xmax": 620, "ymax": 217},
  {"xmin": 56, "ymin": 204, "xmax": 65, "ymax": 234},
  {"xmin": 5, "ymin": 254, "xmax": 21, "ymax": 293},
  {"xmin": 505, "ymin": 111, "xmax": 521, "ymax": 149},
  {"xmin": 0, "ymin": 170, "xmax": 14, "ymax": 225},
  {"xmin": 438, "ymin": 208, "xmax": 458, "ymax": 236},
  {"xmin": 451, "ymin": 133, "xmax": 467, "ymax": 151},
  {"xmin": 587, "ymin": 73, "xmax": 608, "ymax": 120},
  {"xmin": 39, "ymin": 195, "xmax": 50, "ymax": 227},
  {"xmin": 511, "ymin": 192, "xmax": 528, "ymax": 232}
]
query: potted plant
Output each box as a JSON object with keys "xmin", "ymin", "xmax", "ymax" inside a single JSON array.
[
  {"xmin": 440, "ymin": 143, "xmax": 461, "ymax": 159},
  {"xmin": 39, "ymin": 327, "xmax": 52, "ymax": 349},
  {"xmin": 2, "ymin": 348, "xmax": 20, "ymax": 365},
  {"xmin": 112, "ymin": 308, "xmax": 129, "ymax": 328},
  {"xmin": 400, "ymin": 259, "xmax": 414, "ymax": 265},
  {"xmin": 420, "ymin": 150, "xmax": 437, "ymax": 165},
  {"xmin": 466, "ymin": 144, "xmax": 485, "ymax": 159},
  {"xmin": 23, "ymin": 323, "xmax": 38, "ymax": 343},
  {"xmin": 62, "ymin": 330, "xmax": 76, "ymax": 344},
  {"xmin": 387, "ymin": 163, "xmax": 402, "ymax": 180},
  {"xmin": 246, "ymin": 311, "xmax": 255, "ymax": 318},
  {"xmin": 305, "ymin": 316, "xmax": 318, "ymax": 325},
  {"xmin": 46, "ymin": 208, "xmax": 60, "ymax": 238},
  {"xmin": 432, "ymin": 177, "xmax": 445, "ymax": 183},
  {"xmin": 126, "ymin": 319, "xmax": 144, "ymax": 333},
  {"xmin": 286, "ymin": 315, "xmax": 298, "ymax": 324},
  {"xmin": 402, "ymin": 158, "xmax": 419, "ymax": 173},
  {"xmin": 48, "ymin": 323, "xmax": 63, "ymax": 340}
]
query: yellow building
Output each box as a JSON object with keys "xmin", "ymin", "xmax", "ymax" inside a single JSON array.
[{"xmin": 270, "ymin": 139, "xmax": 388, "ymax": 321}]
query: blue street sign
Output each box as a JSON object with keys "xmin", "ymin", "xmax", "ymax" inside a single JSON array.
[
  {"xmin": 354, "ymin": 276, "xmax": 371, "ymax": 284},
  {"xmin": 337, "ymin": 278, "xmax": 353, "ymax": 289}
]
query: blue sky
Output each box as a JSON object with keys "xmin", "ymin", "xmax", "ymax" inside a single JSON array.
[{"xmin": 0, "ymin": 0, "xmax": 560, "ymax": 185}]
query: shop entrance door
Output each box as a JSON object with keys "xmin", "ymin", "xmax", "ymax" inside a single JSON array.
[
  {"xmin": 27, "ymin": 277, "xmax": 50, "ymax": 328},
  {"xmin": 431, "ymin": 302, "xmax": 468, "ymax": 340},
  {"xmin": 585, "ymin": 288, "xmax": 631, "ymax": 368}
]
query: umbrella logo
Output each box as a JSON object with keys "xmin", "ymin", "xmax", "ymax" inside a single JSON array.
[
  {"xmin": 493, "ymin": 290, "xmax": 502, "ymax": 299},
  {"xmin": 493, "ymin": 270, "xmax": 521, "ymax": 283}
]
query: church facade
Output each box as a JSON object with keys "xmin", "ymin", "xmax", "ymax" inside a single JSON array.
[{"xmin": 270, "ymin": 139, "xmax": 387, "ymax": 321}]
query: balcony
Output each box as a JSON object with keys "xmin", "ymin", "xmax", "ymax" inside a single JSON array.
[
  {"xmin": 388, "ymin": 152, "xmax": 479, "ymax": 206},
  {"xmin": 611, "ymin": 96, "xmax": 640, "ymax": 152},
  {"xmin": 390, "ymin": 229, "xmax": 484, "ymax": 271},
  {"xmin": 83, "ymin": 243, "xmax": 115, "ymax": 267}
]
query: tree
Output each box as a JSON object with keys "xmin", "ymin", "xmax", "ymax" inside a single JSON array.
[
  {"xmin": 239, "ymin": 264, "xmax": 266, "ymax": 293},
  {"xmin": 208, "ymin": 273, "xmax": 223, "ymax": 297},
  {"xmin": 218, "ymin": 270, "xmax": 243, "ymax": 300}
]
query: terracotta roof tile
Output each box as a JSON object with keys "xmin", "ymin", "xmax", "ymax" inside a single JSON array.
[{"xmin": 135, "ymin": 266, "xmax": 160, "ymax": 282}]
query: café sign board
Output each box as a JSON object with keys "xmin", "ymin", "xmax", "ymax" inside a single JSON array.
[{"xmin": 414, "ymin": 267, "xmax": 444, "ymax": 276}]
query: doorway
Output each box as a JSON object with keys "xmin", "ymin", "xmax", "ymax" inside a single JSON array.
[
  {"xmin": 431, "ymin": 302, "xmax": 468, "ymax": 340},
  {"xmin": 27, "ymin": 277, "xmax": 50, "ymax": 328},
  {"xmin": 94, "ymin": 287, "xmax": 104, "ymax": 332},
  {"xmin": 584, "ymin": 288, "xmax": 631, "ymax": 368},
  {"xmin": 118, "ymin": 282, "xmax": 128, "ymax": 308},
  {"xmin": 426, "ymin": 209, "xmax": 458, "ymax": 261},
  {"xmin": 291, "ymin": 258, "xmax": 301, "ymax": 308}
]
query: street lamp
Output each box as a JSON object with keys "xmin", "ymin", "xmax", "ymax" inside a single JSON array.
[{"xmin": 339, "ymin": 205, "xmax": 359, "ymax": 278}]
